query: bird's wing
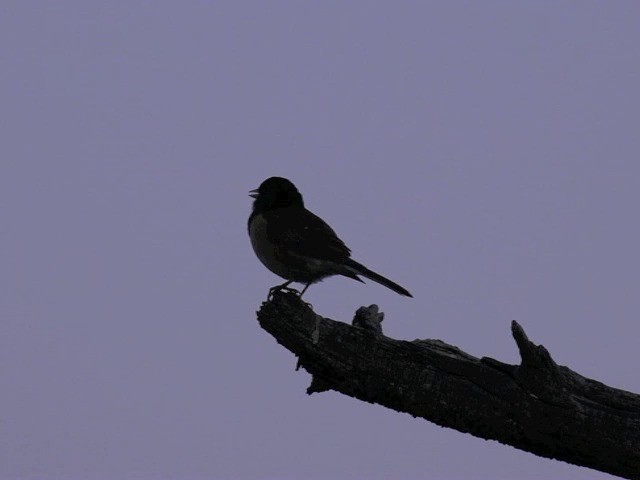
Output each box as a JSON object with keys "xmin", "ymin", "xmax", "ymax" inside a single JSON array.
[{"xmin": 266, "ymin": 207, "xmax": 352, "ymax": 262}]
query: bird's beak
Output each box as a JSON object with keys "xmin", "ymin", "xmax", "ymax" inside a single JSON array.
[{"xmin": 249, "ymin": 188, "xmax": 259, "ymax": 199}]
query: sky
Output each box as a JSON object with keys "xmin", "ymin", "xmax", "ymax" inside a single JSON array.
[{"xmin": 2, "ymin": 2, "xmax": 639, "ymax": 479}]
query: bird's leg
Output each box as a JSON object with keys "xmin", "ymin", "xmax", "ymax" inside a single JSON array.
[
  {"xmin": 267, "ymin": 280, "xmax": 297, "ymax": 300},
  {"xmin": 267, "ymin": 281, "xmax": 313, "ymax": 309},
  {"xmin": 298, "ymin": 284, "xmax": 315, "ymax": 309},
  {"xmin": 299, "ymin": 283, "xmax": 311, "ymax": 297}
]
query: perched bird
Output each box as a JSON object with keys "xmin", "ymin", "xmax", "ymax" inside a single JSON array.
[{"xmin": 248, "ymin": 176, "xmax": 412, "ymax": 298}]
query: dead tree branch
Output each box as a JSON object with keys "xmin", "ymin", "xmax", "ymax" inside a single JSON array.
[{"xmin": 257, "ymin": 291, "xmax": 640, "ymax": 479}]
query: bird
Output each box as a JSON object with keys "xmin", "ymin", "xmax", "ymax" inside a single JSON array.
[{"xmin": 248, "ymin": 176, "xmax": 412, "ymax": 298}]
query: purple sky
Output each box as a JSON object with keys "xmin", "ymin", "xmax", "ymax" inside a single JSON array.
[{"xmin": 2, "ymin": 2, "xmax": 639, "ymax": 479}]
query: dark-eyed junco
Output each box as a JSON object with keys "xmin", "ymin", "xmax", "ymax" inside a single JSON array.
[{"xmin": 248, "ymin": 177, "xmax": 412, "ymax": 298}]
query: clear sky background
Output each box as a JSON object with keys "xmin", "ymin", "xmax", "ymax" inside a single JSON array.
[{"xmin": 2, "ymin": 2, "xmax": 639, "ymax": 479}]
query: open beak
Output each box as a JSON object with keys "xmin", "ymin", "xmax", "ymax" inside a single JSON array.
[{"xmin": 249, "ymin": 188, "xmax": 259, "ymax": 199}]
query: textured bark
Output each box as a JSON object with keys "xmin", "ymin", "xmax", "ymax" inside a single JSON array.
[{"xmin": 257, "ymin": 291, "xmax": 640, "ymax": 479}]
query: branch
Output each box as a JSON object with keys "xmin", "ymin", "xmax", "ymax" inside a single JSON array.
[{"xmin": 257, "ymin": 291, "xmax": 640, "ymax": 479}]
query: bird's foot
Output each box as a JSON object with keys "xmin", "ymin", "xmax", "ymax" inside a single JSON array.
[
  {"xmin": 267, "ymin": 285, "xmax": 314, "ymax": 309},
  {"xmin": 267, "ymin": 284, "xmax": 300, "ymax": 301}
]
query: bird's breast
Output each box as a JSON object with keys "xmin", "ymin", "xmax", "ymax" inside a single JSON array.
[{"xmin": 249, "ymin": 213, "xmax": 297, "ymax": 280}]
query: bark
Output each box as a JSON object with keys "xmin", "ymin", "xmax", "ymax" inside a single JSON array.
[{"xmin": 257, "ymin": 291, "xmax": 640, "ymax": 479}]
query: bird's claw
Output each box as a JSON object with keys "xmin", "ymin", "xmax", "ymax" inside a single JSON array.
[
  {"xmin": 266, "ymin": 285, "xmax": 314, "ymax": 309},
  {"xmin": 267, "ymin": 285, "xmax": 300, "ymax": 301}
]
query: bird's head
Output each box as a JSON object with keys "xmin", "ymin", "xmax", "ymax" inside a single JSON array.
[{"xmin": 249, "ymin": 177, "xmax": 304, "ymax": 211}]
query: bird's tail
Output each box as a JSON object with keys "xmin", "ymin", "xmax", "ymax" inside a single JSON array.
[{"xmin": 344, "ymin": 259, "xmax": 413, "ymax": 297}]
